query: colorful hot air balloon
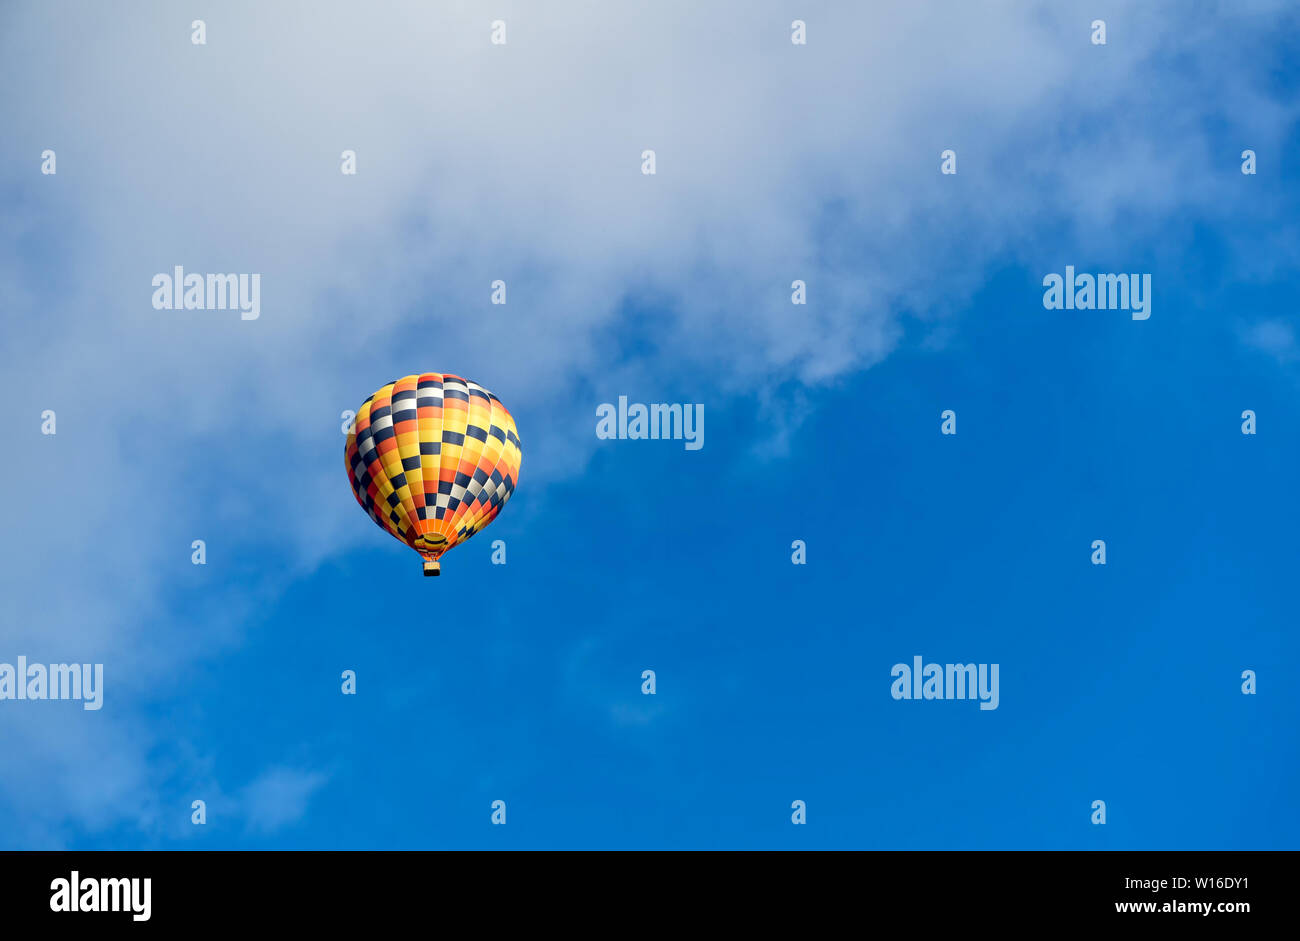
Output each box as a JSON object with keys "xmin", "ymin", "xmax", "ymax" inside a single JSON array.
[{"xmin": 345, "ymin": 373, "xmax": 522, "ymax": 576}]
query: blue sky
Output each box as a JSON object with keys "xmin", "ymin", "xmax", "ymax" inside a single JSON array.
[{"xmin": 1, "ymin": 1, "xmax": 1298, "ymax": 848}]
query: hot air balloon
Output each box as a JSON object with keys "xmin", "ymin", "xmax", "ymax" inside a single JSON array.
[{"xmin": 345, "ymin": 373, "xmax": 522, "ymax": 576}]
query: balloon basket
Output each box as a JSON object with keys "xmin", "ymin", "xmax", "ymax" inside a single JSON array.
[{"xmin": 423, "ymin": 560, "xmax": 441, "ymax": 577}]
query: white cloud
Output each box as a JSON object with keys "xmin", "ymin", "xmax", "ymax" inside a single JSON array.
[
  {"xmin": 238, "ymin": 766, "xmax": 330, "ymax": 835},
  {"xmin": 1240, "ymin": 318, "xmax": 1298, "ymax": 362}
]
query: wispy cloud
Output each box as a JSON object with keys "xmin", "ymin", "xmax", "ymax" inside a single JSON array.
[
  {"xmin": 238, "ymin": 767, "xmax": 331, "ymax": 835},
  {"xmin": 1240, "ymin": 317, "xmax": 1299, "ymax": 363}
]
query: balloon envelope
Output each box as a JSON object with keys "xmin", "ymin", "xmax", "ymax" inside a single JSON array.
[{"xmin": 345, "ymin": 373, "xmax": 521, "ymax": 575}]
